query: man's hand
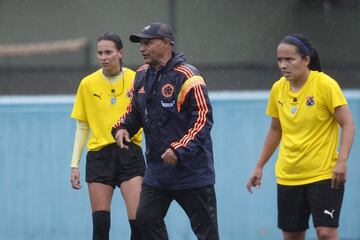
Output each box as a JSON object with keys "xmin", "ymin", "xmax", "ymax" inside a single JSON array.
[
  {"xmin": 161, "ymin": 148, "xmax": 178, "ymax": 165},
  {"xmin": 115, "ymin": 129, "xmax": 130, "ymax": 150}
]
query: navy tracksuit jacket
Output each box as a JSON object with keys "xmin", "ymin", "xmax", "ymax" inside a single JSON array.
[{"xmin": 112, "ymin": 52, "xmax": 215, "ymax": 190}]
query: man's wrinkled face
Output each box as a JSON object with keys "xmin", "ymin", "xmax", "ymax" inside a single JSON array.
[{"xmin": 139, "ymin": 38, "xmax": 167, "ymax": 66}]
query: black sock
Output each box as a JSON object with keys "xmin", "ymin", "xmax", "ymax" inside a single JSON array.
[
  {"xmin": 92, "ymin": 211, "xmax": 110, "ymax": 240},
  {"xmin": 129, "ymin": 219, "xmax": 142, "ymax": 240}
]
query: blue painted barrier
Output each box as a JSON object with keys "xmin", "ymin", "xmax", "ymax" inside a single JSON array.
[{"xmin": 0, "ymin": 91, "xmax": 359, "ymax": 240}]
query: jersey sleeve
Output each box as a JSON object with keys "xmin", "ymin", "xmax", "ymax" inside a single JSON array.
[
  {"xmin": 70, "ymin": 120, "xmax": 89, "ymax": 168},
  {"xmin": 266, "ymin": 82, "xmax": 279, "ymax": 118},
  {"xmin": 71, "ymin": 80, "xmax": 88, "ymax": 122},
  {"xmin": 321, "ymin": 77, "xmax": 348, "ymax": 113}
]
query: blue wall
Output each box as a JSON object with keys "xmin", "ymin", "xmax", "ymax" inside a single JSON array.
[{"xmin": 0, "ymin": 91, "xmax": 359, "ymax": 240}]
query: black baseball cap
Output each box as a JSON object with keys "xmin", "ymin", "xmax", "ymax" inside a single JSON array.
[{"xmin": 129, "ymin": 22, "xmax": 175, "ymax": 44}]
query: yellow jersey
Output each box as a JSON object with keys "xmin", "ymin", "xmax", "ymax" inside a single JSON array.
[
  {"xmin": 71, "ymin": 68, "xmax": 142, "ymax": 151},
  {"xmin": 267, "ymin": 70, "xmax": 347, "ymax": 185}
]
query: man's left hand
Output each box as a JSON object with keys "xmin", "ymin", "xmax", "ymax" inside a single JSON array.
[{"xmin": 161, "ymin": 148, "xmax": 178, "ymax": 165}]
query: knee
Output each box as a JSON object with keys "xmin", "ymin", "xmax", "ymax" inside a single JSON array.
[
  {"xmin": 282, "ymin": 231, "xmax": 305, "ymax": 240},
  {"xmin": 316, "ymin": 227, "xmax": 338, "ymax": 240}
]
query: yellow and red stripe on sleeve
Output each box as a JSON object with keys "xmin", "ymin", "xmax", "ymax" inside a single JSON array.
[
  {"xmin": 113, "ymin": 85, "xmax": 134, "ymax": 129},
  {"xmin": 113, "ymin": 101, "xmax": 133, "ymax": 129},
  {"xmin": 174, "ymin": 65, "xmax": 194, "ymax": 79},
  {"xmin": 177, "ymin": 75, "xmax": 206, "ymax": 112},
  {"xmin": 171, "ymin": 84, "xmax": 208, "ymax": 149}
]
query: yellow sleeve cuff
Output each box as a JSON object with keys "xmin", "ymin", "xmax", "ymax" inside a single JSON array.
[{"xmin": 70, "ymin": 120, "xmax": 89, "ymax": 168}]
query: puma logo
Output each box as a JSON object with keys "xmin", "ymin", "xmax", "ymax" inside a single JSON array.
[
  {"xmin": 278, "ymin": 100, "xmax": 286, "ymax": 107},
  {"xmin": 93, "ymin": 93, "xmax": 101, "ymax": 100},
  {"xmin": 324, "ymin": 209, "xmax": 335, "ymax": 219}
]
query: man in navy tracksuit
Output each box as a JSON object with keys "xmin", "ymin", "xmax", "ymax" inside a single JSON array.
[{"xmin": 112, "ymin": 22, "xmax": 219, "ymax": 240}]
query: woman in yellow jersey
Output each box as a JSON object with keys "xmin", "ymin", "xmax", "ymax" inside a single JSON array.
[
  {"xmin": 247, "ymin": 34, "xmax": 355, "ymax": 240},
  {"xmin": 70, "ymin": 32, "xmax": 145, "ymax": 240}
]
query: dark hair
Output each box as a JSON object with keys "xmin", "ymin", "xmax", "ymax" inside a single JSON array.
[
  {"xmin": 281, "ymin": 33, "xmax": 322, "ymax": 71},
  {"xmin": 97, "ymin": 32, "xmax": 124, "ymax": 67},
  {"xmin": 97, "ymin": 32, "xmax": 123, "ymax": 50}
]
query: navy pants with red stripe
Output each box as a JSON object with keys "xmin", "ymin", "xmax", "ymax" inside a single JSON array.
[{"xmin": 136, "ymin": 184, "xmax": 220, "ymax": 240}]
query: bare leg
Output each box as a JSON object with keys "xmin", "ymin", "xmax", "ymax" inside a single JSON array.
[
  {"xmin": 120, "ymin": 176, "xmax": 143, "ymax": 240},
  {"xmin": 316, "ymin": 227, "xmax": 338, "ymax": 240},
  {"xmin": 88, "ymin": 182, "xmax": 114, "ymax": 211},
  {"xmin": 88, "ymin": 182, "xmax": 114, "ymax": 240},
  {"xmin": 283, "ymin": 231, "xmax": 306, "ymax": 240},
  {"xmin": 120, "ymin": 176, "xmax": 143, "ymax": 219}
]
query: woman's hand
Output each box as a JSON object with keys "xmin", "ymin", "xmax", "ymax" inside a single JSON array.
[
  {"xmin": 70, "ymin": 168, "xmax": 81, "ymax": 189},
  {"xmin": 246, "ymin": 167, "xmax": 263, "ymax": 193}
]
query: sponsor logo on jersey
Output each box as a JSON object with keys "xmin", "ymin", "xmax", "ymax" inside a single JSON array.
[
  {"xmin": 93, "ymin": 93, "xmax": 101, "ymax": 100},
  {"xmin": 278, "ymin": 100, "xmax": 286, "ymax": 107}
]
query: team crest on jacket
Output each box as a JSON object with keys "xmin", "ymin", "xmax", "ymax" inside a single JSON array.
[
  {"xmin": 306, "ymin": 96, "xmax": 315, "ymax": 106},
  {"xmin": 161, "ymin": 83, "xmax": 174, "ymax": 98}
]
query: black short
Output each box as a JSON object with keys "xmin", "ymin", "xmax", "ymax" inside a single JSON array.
[
  {"xmin": 277, "ymin": 179, "xmax": 344, "ymax": 231},
  {"xmin": 86, "ymin": 142, "xmax": 145, "ymax": 188}
]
